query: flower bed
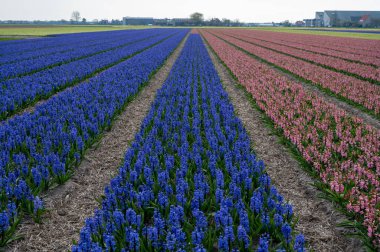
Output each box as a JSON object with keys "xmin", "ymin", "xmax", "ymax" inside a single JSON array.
[
  {"xmin": 210, "ymin": 30, "xmax": 380, "ymax": 116},
  {"xmin": 0, "ymin": 29, "xmax": 188, "ymax": 246},
  {"xmin": 73, "ymin": 34, "xmax": 304, "ymax": 252},
  {"xmin": 202, "ymin": 30, "xmax": 380, "ymax": 249}
]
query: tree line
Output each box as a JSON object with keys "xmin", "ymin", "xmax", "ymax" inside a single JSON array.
[{"xmin": 0, "ymin": 11, "xmax": 245, "ymax": 27}]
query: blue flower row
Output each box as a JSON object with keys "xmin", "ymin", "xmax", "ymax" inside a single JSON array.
[
  {"xmin": 0, "ymin": 30, "xmax": 147, "ymax": 65},
  {"xmin": 0, "ymin": 29, "xmax": 160, "ymax": 79},
  {"xmin": 0, "ymin": 29, "xmax": 188, "ymax": 246},
  {"xmin": 0, "ymin": 29, "xmax": 135, "ymax": 56},
  {"xmin": 0, "ymin": 29, "xmax": 179, "ymax": 120},
  {"xmin": 73, "ymin": 34, "xmax": 305, "ymax": 251}
]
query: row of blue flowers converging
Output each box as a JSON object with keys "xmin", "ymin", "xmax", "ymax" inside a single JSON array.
[
  {"xmin": 0, "ymin": 29, "xmax": 159, "ymax": 79},
  {"xmin": 0, "ymin": 29, "xmax": 189, "ymax": 246},
  {"xmin": 73, "ymin": 34, "xmax": 305, "ymax": 251},
  {"xmin": 0, "ymin": 29, "xmax": 178, "ymax": 121},
  {"xmin": 0, "ymin": 30, "xmax": 147, "ymax": 65},
  {"xmin": 0, "ymin": 29, "xmax": 132, "ymax": 56}
]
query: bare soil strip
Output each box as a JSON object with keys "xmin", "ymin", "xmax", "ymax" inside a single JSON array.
[
  {"xmin": 7, "ymin": 33, "xmax": 189, "ymax": 252},
  {"xmin": 203, "ymin": 38, "xmax": 364, "ymax": 252}
]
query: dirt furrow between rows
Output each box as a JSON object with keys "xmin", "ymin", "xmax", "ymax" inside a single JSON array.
[
  {"xmin": 203, "ymin": 38, "xmax": 364, "ymax": 252},
  {"xmin": 7, "ymin": 33, "xmax": 189, "ymax": 252}
]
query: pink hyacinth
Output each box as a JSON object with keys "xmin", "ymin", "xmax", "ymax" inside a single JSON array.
[{"xmin": 201, "ymin": 29, "xmax": 380, "ymax": 247}]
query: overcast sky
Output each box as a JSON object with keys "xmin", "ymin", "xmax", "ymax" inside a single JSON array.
[{"xmin": 0, "ymin": 0, "xmax": 379, "ymax": 23}]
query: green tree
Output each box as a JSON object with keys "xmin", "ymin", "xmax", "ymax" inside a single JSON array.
[
  {"xmin": 222, "ymin": 18, "xmax": 231, "ymax": 26},
  {"xmin": 209, "ymin": 18, "xmax": 222, "ymax": 26},
  {"xmin": 190, "ymin": 12, "xmax": 204, "ymax": 26}
]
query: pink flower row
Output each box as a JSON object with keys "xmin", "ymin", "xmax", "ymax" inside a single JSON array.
[
  {"xmin": 246, "ymin": 30, "xmax": 380, "ymax": 59},
  {"xmin": 201, "ymin": 30, "xmax": 380, "ymax": 247},
  {"xmin": 235, "ymin": 30, "xmax": 380, "ymax": 67},
  {"xmin": 210, "ymin": 30, "xmax": 380, "ymax": 115},
  {"xmin": 222, "ymin": 29, "xmax": 380, "ymax": 80}
]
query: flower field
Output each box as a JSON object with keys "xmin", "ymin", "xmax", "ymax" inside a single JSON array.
[
  {"xmin": 237, "ymin": 30, "xmax": 380, "ymax": 60},
  {"xmin": 0, "ymin": 30, "xmax": 158, "ymax": 80},
  {"xmin": 73, "ymin": 34, "xmax": 304, "ymax": 252},
  {"xmin": 0, "ymin": 27, "xmax": 379, "ymax": 251},
  {"xmin": 207, "ymin": 30, "xmax": 380, "ymax": 117},
  {"xmin": 220, "ymin": 30, "xmax": 380, "ymax": 82},
  {"xmin": 226, "ymin": 30, "xmax": 380, "ymax": 67},
  {"xmin": 0, "ymin": 29, "xmax": 181, "ymax": 121},
  {"xmin": 201, "ymin": 29, "xmax": 380, "ymax": 249},
  {"xmin": 0, "ymin": 28, "xmax": 187, "ymax": 245},
  {"xmin": 0, "ymin": 30, "xmax": 151, "ymax": 65}
]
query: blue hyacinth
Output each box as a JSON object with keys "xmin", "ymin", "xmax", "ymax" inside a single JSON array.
[
  {"xmin": 294, "ymin": 234, "xmax": 305, "ymax": 252},
  {"xmin": 257, "ymin": 234, "xmax": 270, "ymax": 252},
  {"xmin": 72, "ymin": 34, "xmax": 304, "ymax": 251},
  {"xmin": 281, "ymin": 223, "xmax": 292, "ymax": 244},
  {"xmin": 0, "ymin": 212, "xmax": 9, "ymax": 233}
]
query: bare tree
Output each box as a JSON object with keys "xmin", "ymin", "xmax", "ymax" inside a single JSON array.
[{"xmin": 71, "ymin": 11, "xmax": 81, "ymax": 23}]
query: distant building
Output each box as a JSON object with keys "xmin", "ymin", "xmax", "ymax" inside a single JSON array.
[
  {"xmin": 153, "ymin": 18, "xmax": 170, "ymax": 26},
  {"xmin": 122, "ymin": 17, "xmax": 194, "ymax": 26},
  {"xmin": 99, "ymin": 19, "xmax": 109, "ymax": 25},
  {"xmin": 323, "ymin": 11, "xmax": 380, "ymax": 27},
  {"xmin": 315, "ymin": 12, "xmax": 324, "ymax": 20},
  {"xmin": 169, "ymin": 18, "xmax": 192, "ymax": 26},
  {"xmin": 315, "ymin": 12, "xmax": 324, "ymax": 26},
  {"xmin": 303, "ymin": 19, "xmax": 317, "ymax": 27},
  {"xmin": 303, "ymin": 12, "xmax": 326, "ymax": 27},
  {"xmin": 304, "ymin": 10, "xmax": 380, "ymax": 27},
  {"xmin": 123, "ymin": 17, "xmax": 154, "ymax": 25},
  {"xmin": 246, "ymin": 23, "xmax": 276, "ymax": 27}
]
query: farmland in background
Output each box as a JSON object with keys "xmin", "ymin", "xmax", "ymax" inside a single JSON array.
[
  {"xmin": 1, "ymin": 24, "xmax": 380, "ymax": 40},
  {"xmin": 0, "ymin": 25, "xmax": 154, "ymax": 40}
]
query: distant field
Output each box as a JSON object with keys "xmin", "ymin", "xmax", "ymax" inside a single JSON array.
[
  {"xmin": 0, "ymin": 25, "xmax": 152, "ymax": 37},
  {"xmin": 0, "ymin": 37, "xmax": 16, "ymax": 41},
  {"xmin": 246, "ymin": 27, "xmax": 380, "ymax": 40}
]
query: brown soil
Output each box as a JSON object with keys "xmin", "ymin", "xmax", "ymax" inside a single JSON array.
[
  {"xmin": 7, "ymin": 33, "xmax": 189, "ymax": 252},
  {"xmin": 204, "ymin": 39, "xmax": 364, "ymax": 252}
]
